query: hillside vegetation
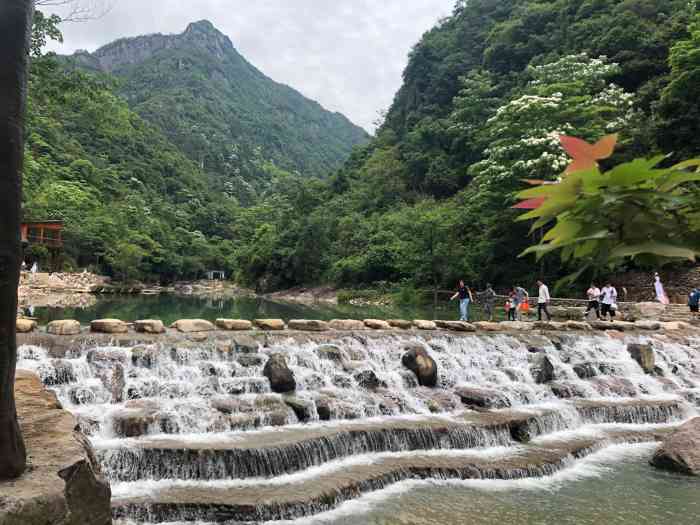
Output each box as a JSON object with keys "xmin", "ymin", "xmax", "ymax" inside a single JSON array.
[
  {"xmin": 24, "ymin": 18, "xmax": 366, "ymax": 281},
  {"xmin": 24, "ymin": 1, "xmax": 700, "ymax": 291},
  {"xmin": 231, "ymin": 0, "xmax": 700, "ymax": 291}
]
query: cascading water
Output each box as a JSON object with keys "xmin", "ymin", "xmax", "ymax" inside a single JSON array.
[{"xmin": 17, "ymin": 329, "xmax": 700, "ymax": 524}]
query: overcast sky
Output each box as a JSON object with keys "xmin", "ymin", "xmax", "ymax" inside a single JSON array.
[{"xmin": 43, "ymin": 0, "xmax": 455, "ymax": 131}]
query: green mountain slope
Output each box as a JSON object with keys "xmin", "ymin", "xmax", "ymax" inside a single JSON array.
[
  {"xmin": 64, "ymin": 20, "xmax": 369, "ymax": 202},
  {"xmin": 233, "ymin": 0, "xmax": 700, "ymax": 291},
  {"xmin": 24, "ymin": 57, "xmax": 241, "ymax": 279}
]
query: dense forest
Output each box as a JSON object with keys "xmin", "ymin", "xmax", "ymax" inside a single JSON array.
[{"xmin": 25, "ymin": 0, "xmax": 700, "ymax": 291}]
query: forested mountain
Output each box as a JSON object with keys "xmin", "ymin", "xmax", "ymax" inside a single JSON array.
[
  {"xmin": 63, "ymin": 20, "xmax": 369, "ymax": 203},
  {"xmin": 232, "ymin": 0, "xmax": 700, "ymax": 291},
  {"xmin": 24, "ymin": 17, "xmax": 366, "ymax": 281},
  {"xmin": 25, "ymin": 1, "xmax": 700, "ymax": 290}
]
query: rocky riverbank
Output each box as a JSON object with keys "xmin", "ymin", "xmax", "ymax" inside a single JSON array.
[{"xmin": 0, "ymin": 371, "xmax": 111, "ymax": 524}]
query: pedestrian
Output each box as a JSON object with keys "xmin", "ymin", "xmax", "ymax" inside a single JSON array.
[
  {"xmin": 478, "ymin": 283, "xmax": 497, "ymax": 321},
  {"xmin": 688, "ymin": 287, "xmax": 700, "ymax": 321},
  {"xmin": 30, "ymin": 261, "xmax": 38, "ymax": 274},
  {"xmin": 536, "ymin": 280, "xmax": 551, "ymax": 321},
  {"xmin": 654, "ymin": 272, "xmax": 670, "ymax": 305},
  {"xmin": 585, "ymin": 282, "xmax": 601, "ymax": 320},
  {"xmin": 505, "ymin": 296, "xmax": 515, "ymax": 321},
  {"xmin": 512, "ymin": 285, "xmax": 529, "ymax": 321},
  {"xmin": 21, "ymin": 260, "xmax": 26, "ymax": 272},
  {"xmin": 450, "ymin": 280, "xmax": 474, "ymax": 321},
  {"xmin": 600, "ymin": 281, "xmax": 618, "ymax": 320}
]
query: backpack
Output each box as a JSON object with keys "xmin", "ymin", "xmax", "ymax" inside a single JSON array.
[{"xmin": 689, "ymin": 291, "xmax": 700, "ymax": 307}]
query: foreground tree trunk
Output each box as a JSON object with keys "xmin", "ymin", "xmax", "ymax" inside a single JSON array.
[{"xmin": 0, "ymin": 0, "xmax": 32, "ymax": 480}]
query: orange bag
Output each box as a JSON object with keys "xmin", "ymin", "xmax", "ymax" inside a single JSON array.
[{"xmin": 520, "ymin": 302, "xmax": 530, "ymax": 313}]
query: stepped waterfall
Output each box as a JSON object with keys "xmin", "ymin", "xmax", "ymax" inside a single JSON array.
[{"xmin": 17, "ymin": 328, "xmax": 700, "ymax": 523}]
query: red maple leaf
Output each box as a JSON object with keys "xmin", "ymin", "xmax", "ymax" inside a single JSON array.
[{"xmin": 560, "ymin": 134, "xmax": 617, "ymax": 173}]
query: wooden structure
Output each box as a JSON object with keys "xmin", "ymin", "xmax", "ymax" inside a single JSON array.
[{"xmin": 20, "ymin": 220, "xmax": 63, "ymax": 248}]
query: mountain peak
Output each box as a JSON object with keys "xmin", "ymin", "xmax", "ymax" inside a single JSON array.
[
  {"xmin": 180, "ymin": 19, "xmax": 234, "ymax": 58},
  {"xmin": 184, "ymin": 20, "xmax": 218, "ymax": 34}
]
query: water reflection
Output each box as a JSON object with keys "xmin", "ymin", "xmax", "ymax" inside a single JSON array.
[{"xmin": 32, "ymin": 294, "xmax": 483, "ymax": 324}]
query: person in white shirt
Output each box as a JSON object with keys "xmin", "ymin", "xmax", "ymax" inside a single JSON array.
[
  {"xmin": 536, "ymin": 280, "xmax": 551, "ymax": 321},
  {"xmin": 600, "ymin": 282, "xmax": 618, "ymax": 320},
  {"xmin": 585, "ymin": 283, "xmax": 601, "ymax": 320}
]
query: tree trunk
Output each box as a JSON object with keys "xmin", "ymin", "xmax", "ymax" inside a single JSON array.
[{"xmin": 0, "ymin": 0, "xmax": 32, "ymax": 480}]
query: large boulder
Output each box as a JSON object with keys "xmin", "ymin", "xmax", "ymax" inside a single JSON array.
[
  {"xmin": 651, "ymin": 417, "xmax": 700, "ymax": 476},
  {"xmin": 401, "ymin": 343, "xmax": 438, "ymax": 387},
  {"xmin": 90, "ymin": 319, "xmax": 128, "ymax": 334},
  {"xmin": 316, "ymin": 344, "xmax": 348, "ymax": 363},
  {"xmin": 354, "ymin": 369, "xmax": 384, "ymax": 390},
  {"xmin": 10, "ymin": 370, "xmax": 111, "ymax": 524},
  {"xmin": 16, "ymin": 318, "xmax": 37, "ymax": 333},
  {"xmin": 134, "ymin": 319, "xmax": 166, "ymax": 334},
  {"xmin": 499, "ymin": 321, "xmax": 532, "ymax": 331},
  {"xmin": 47, "ymin": 319, "xmax": 81, "ymax": 336},
  {"xmin": 283, "ymin": 396, "xmax": 316, "ymax": 422},
  {"xmin": 364, "ymin": 319, "xmax": 391, "ymax": 330},
  {"xmin": 455, "ymin": 386, "xmax": 511, "ymax": 409},
  {"xmin": 629, "ymin": 302, "xmax": 666, "ymax": 321},
  {"xmin": 413, "ymin": 320, "xmax": 437, "ymax": 330},
  {"xmin": 216, "ymin": 319, "xmax": 253, "ymax": 331},
  {"xmin": 254, "ymin": 319, "xmax": 285, "ymax": 330},
  {"xmin": 473, "ymin": 321, "xmax": 502, "ymax": 332},
  {"xmin": 288, "ymin": 319, "xmax": 329, "ymax": 331},
  {"xmin": 435, "ymin": 320, "xmax": 476, "ymax": 332},
  {"xmin": 263, "ymin": 353, "xmax": 296, "ymax": 393},
  {"xmin": 231, "ymin": 335, "xmax": 260, "ymax": 354},
  {"xmin": 387, "ymin": 319, "xmax": 413, "ymax": 329},
  {"xmin": 627, "ymin": 343, "xmax": 655, "ymax": 373},
  {"xmin": 530, "ymin": 354, "xmax": 556, "ymax": 384},
  {"xmin": 329, "ymin": 319, "xmax": 367, "ymax": 331},
  {"xmin": 170, "ymin": 319, "xmax": 215, "ymax": 333}
]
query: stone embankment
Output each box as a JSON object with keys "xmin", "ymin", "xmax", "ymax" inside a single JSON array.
[
  {"xmin": 15, "ymin": 314, "xmax": 700, "ymax": 340},
  {"xmin": 0, "ymin": 371, "xmax": 111, "ymax": 524}
]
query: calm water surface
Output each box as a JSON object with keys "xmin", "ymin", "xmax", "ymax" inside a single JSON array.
[
  {"xmin": 31, "ymin": 294, "xmax": 487, "ymax": 324},
  {"xmin": 300, "ymin": 445, "xmax": 699, "ymax": 525}
]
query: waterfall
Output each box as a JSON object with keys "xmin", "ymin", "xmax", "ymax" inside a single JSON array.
[{"xmin": 17, "ymin": 329, "xmax": 700, "ymax": 523}]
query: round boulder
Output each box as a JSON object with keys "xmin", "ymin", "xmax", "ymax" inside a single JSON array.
[
  {"xmin": 413, "ymin": 320, "xmax": 437, "ymax": 330},
  {"xmin": 401, "ymin": 343, "xmax": 438, "ymax": 387},
  {"xmin": 288, "ymin": 319, "xmax": 329, "ymax": 331},
  {"xmin": 47, "ymin": 319, "xmax": 81, "ymax": 336},
  {"xmin": 170, "ymin": 319, "xmax": 215, "ymax": 333},
  {"xmin": 134, "ymin": 319, "xmax": 166, "ymax": 334},
  {"xmin": 364, "ymin": 319, "xmax": 391, "ymax": 330},
  {"xmin": 16, "ymin": 318, "xmax": 37, "ymax": 333},
  {"xmin": 263, "ymin": 353, "xmax": 296, "ymax": 393},
  {"xmin": 254, "ymin": 319, "xmax": 285, "ymax": 331},
  {"xmin": 216, "ymin": 319, "xmax": 253, "ymax": 331},
  {"xmin": 91, "ymin": 319, "xmax": 129, "ymax": 334},
  {"xmin": 651, "ymin": 417, "xmax": 700, "ymax": 476}
]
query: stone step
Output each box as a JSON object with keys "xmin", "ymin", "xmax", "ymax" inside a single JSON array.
[
  {"xmin": 110, "ymin": 426, "xmax": 672, "ymax": 523},
  {"xmin": 97, "ymin": 399, "xmax": 684, "ymax": 481}
]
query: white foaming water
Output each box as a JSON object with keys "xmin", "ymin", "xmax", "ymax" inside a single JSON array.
[
  {"xmin": 110, "ymin": 445, "xmax": 520, "ymax": 499},
  {"xmin": 18, "ymin": 332, "xmax": 700, "ymax": 442},
  {"xmin": 259, "ymin": 442, "xmax": 660, "ymax": 525}
]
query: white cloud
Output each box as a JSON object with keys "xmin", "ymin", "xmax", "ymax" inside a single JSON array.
[{"xmin": 43, "ymin": 0, "xmax": 455, "ymax": 131}]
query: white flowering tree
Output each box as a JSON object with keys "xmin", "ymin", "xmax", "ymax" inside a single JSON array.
[{"xmin": 466, "ymin": 54, "xmax": 636, "ymax": 191}]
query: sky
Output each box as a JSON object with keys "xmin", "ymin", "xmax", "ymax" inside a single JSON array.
[{"xmin": 43, "ymin": 0, "xmax": 456, "ymax": 132}]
